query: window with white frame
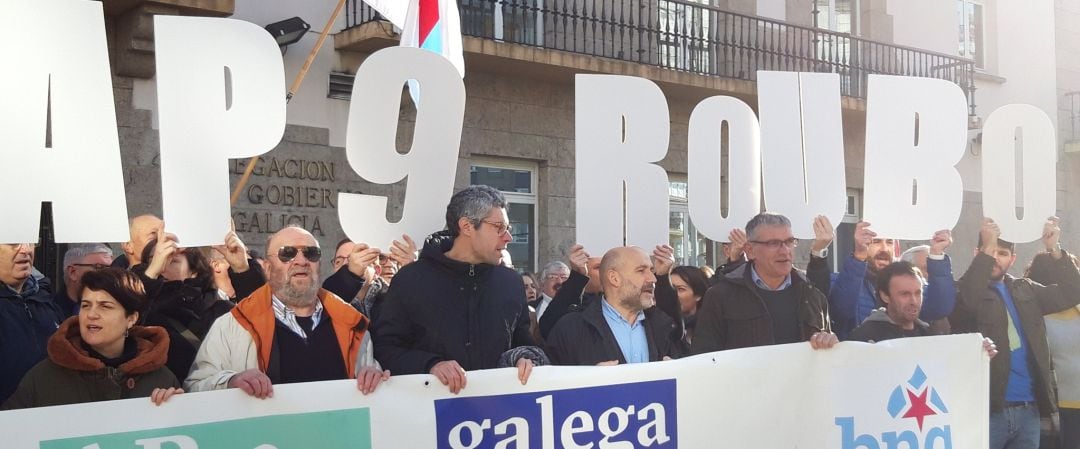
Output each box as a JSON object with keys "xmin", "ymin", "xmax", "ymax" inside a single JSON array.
[
  {"xmin": 957, "ymin": 0, "xmax": 985, "ymax": 69},
  {"xmin": 469, "ymin": 159, "xmax": 538, "ymax": 273}
]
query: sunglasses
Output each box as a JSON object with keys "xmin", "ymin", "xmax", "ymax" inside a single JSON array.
[{"xmin": 276, "ymin": 245, "xmax": 322, "ymax": 263}]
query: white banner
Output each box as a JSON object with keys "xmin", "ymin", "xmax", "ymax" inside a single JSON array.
[{"xmin": 0, "ymin": 334, "xmax": 988, "ymax": 449}]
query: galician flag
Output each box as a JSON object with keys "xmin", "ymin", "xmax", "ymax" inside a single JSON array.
[{"xmin": 400, "ymin": 0, "xmax": 465, "ymax": 103}]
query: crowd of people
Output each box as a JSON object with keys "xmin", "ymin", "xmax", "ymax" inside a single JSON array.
[{"xmin": 0, "ymin": 184, "xmax": 1077, "ymax": 449}]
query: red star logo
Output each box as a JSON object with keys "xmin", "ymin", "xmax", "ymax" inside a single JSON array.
[{"xmin": 902, "ymin": 388, "xmax": 937, "ymax": 430}]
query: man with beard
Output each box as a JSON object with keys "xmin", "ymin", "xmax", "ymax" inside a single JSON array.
[
  {"xmin": 185, "ymin": 226, "xmax": 389, "ymax": 397},
  {"xmin": 545, "ymin": 246, "xmax": 683, "ymax": 365},
  {"xmin": 848, "ymin": 261, "xmax": 933, "ymax": 342},
  {"xmin": 828, "ymin": 221, "xmax": 956, "ymax": 339},
  {"xmin": 691, "ymin": 213, "xmax": 836, "ymax": 353},
  {"xmin": 951, "ymin": 217, "xmax": 1080, "ymax": 449},
  {"xmin": 374, "ymin": 185, "xmax": 540, "ymax": 394}
]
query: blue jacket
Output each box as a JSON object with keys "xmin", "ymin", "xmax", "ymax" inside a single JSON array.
[
  {"xmin": 0, "ymin": 276, "xmax": 63, "ymax": 404},
  {"xmin": 828, "ymin": 254, "xmax": 956, "ymax": 339}
]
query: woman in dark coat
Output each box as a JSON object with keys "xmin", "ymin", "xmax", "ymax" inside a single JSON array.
[
  {"xmin": 2, "ymin": 268, "xmax": 181, "ymax": 409},
  {"xmin": 134, "ymin": 227, "xmax": 265, "ymax": 380}
]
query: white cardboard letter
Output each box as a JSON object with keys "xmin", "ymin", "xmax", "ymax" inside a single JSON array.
[
  {"xmin": 156, "ymin": 16, "xmax": 286, "ymax": 246},
  {"xmin": 981, "ymin": 104, "xmax": 1057, "ymax": 242},
  {"xmin": 575, "ymin": 75, "xmax": 670, "ymax": 252},
  {"xmin": 339, "ymin": 47, "xmax": 465, "ymax": 249},
  {"xmin": 688, "ymin": 96, "xmax": 761, "ymax": 240},
  {"xmin": 757, "ymin": 72, "xmax": 846, "ymax": 238},
  {"xmin": 862, "ymin": 75, "xmax": 967, "ymax": 239},
  {"xmin": 0, "ymin": 0, "xmax": 129, "ymax": 243}
]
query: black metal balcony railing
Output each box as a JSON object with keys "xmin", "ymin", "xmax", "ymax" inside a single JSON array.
[{"xmin": 345, "ymin": 0, "xmax": 975, "ymax": 104}]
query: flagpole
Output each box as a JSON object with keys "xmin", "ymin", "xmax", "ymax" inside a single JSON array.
[{"xmin": 230, "ymin": 0, "xmax": 348, "ymax": 206}]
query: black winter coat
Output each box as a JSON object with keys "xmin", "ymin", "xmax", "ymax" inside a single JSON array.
[
  {"xmin": 0, "ymin": 276, "xmax": 63, "ymax": 404},
  {"xmin": 134, "ymin": 262, "xmax": 265, "ymax": 380},
  {"xmin": 691, "ymin": 263, "xmax": 831, "ymax": 354},
  {"xmin": 373, "ymin": 232, "xmax": 534, "ymax": 374},
  {"xmin": 545, "ymin": 298, "xmax": 684, "ymax": 365},
  {"xmin": 950, "ymin": 251, "xmax": 1080, "ymax": 415}
]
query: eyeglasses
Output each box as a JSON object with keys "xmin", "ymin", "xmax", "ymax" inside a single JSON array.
[
  {"xmin": 480, "ymin": 220, "xmax": 513, "ymax": 236},
  {"xmin": 276, "ymin": 245, "xmax": 322, "ymax": 263},
  {"xmin": 545, "ymin": 274, "xmax": 569, "ymax": 281},
  {"xmin": 749, "ymin": 238, "xmax": 798, "ymax": 250},
  {"xmin": 71, "ymin": 263, "xmax": 110, "ymax": 270}
]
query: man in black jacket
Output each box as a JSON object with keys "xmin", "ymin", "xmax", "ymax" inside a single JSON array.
[
  {"xmin": 373, "ymin": 185, "xmax": 538, "ymax": 394},
  {"xmin": 546, "ymin": 246, "xmax": 684, "ymax": 365},
  {"xmin": 0, "ymin": 242, "xmax": 62, "ymax": 404},
  {"xmin": 950, "ymin": 217, "xmax": 1080, "ymax": 449},
  {"xmin": 691, "ymin": 212, "xmax": 837, "ymax": 353}
]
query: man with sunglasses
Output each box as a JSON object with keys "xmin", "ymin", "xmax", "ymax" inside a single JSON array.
[
  {"xmin": 52, "ymin": 243, "xmax": 114, "ymax": 317},
  {"xmin": 827, "ymin": 221, "xmax": 956, "ymax": 340},
  {"xmin": 186, "ymin": 226, "xmax": 390, "ymax": 397},
  {"xmin": 375, "ymin": 185, "xmax": 541, "ymax": 394},
  {"xmin": 690, "ymin": 212, "xmax": 836, "ymax": 353}
]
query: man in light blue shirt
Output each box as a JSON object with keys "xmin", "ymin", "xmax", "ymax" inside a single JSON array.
[{"xmin": 545, "ymin": 247, "xmax": 684, "ymax": 365}]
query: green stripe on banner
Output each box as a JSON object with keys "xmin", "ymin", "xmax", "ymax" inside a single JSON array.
[{"xmin": 38, "ymin": 408, "xmax": 372, "ymax": 449}]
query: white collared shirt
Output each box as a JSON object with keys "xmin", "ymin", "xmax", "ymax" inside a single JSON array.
[{"xmin": 271, "ymin": 295, "xmax": 324, "ymax": 339}]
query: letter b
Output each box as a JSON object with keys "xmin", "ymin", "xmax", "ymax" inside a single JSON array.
[{"xmin": 836, "ymin": 417, "xmax": 880, "ymax": 449}]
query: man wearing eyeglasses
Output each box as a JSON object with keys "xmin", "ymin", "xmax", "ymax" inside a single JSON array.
[
  {"xmin": 690, "ymin": 213, "xmax": 836, "ymax": 353},
  {"xmin": 0, "ymin": 242, "xmax": 63, "ymax": 405},
  {"xmin": 375, "ymin": 185, "xmax": 541, "ymax": 394},
  {"xmin": 185, "ymin": 225, "xmax": 390, "ymax": 397},
  {"xmin": 533, "ymin": 261, "xmax": 570, "ymax": 319},
  {"xmin": 52, "ymin": 243, "xmax": 114, "ymax": 317},
  {"xmin": 827, "ymin": 221, "xmax": 956, "ymax": 340}
]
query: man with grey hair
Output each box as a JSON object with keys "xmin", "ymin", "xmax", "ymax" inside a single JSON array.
[
  {"xmin": 53, "ymin": 243, "xmax": 113, "ymax": 317},
  {"xmin": 375, "ymin": 185, "xmax": 540, "ymax": 394},
  {"xmin": 691, "ymin": 212, "xmax": 836, "ymax": 353},
  {"xmin": 185, "ymin": 225, "xmax": 390, "ymax": 397},
  {"xmin": 533, "ymin": 260, "xmax": 570, "ymax": 319},
  {"xmin": 899, "ymin": 245, "xmax": 931, "ymax": 276}
]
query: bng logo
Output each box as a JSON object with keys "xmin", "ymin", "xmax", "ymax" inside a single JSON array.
[
  {"xmin": 835, "ymin": 366, "xmax": 953, "ymax": 449},
  {"xmin": 435, "ymin": 379, "xmax": 677, "ymax": 449}
]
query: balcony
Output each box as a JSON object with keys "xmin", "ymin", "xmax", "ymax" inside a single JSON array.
[{"xmin": 338, "ymin": 0, "xmax": 974, "ymax": 109}]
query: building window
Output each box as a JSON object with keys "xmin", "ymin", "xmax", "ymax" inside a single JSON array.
[
  {"xmin": 469, "ymin": 159, "xmax": 538, "ymax": 273},
  {"xmin": 668, "ymin": 179, "xmax": 720, "ymax": 268},
  {"xmin": 658, "ymin": 0, "xmax": 712, "ymax": 72},
  {"xmin": 815, "ymin": 0, "xmax": 859, "ymax": 35},
  {"xmin": 957, "ymin": 0, "xmax": 985, "ymax": 69}
]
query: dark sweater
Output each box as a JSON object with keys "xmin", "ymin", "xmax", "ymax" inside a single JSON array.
[
  {"xmin": 757, "ymin": 286, "xmax": 801, "ymax": 344},
  {"xmin": 272, "ymin": 316, "xmax": 347, "ymax": 384}
]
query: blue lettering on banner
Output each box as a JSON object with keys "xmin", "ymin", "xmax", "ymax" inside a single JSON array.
[{"xmin": 435, "ymin": 379, "xmax": 678, "ymax": 449}]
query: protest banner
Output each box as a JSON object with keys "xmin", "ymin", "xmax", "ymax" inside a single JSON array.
[{"xmin": 0, "ymin": 334, "xmax": 988, "ymax": 449}]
